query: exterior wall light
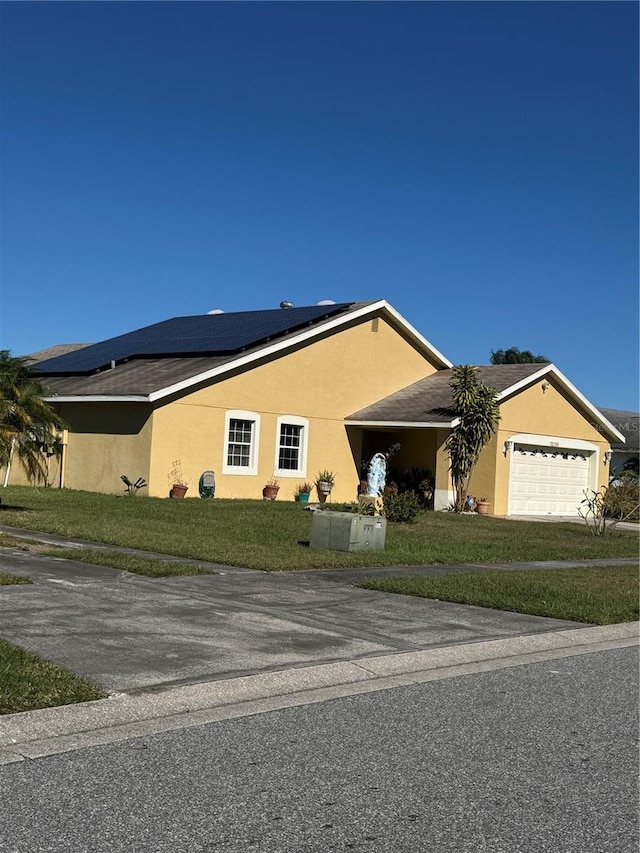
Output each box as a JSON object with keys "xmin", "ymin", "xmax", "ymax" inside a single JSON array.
[
  {"xmin": 504, "ymin": 440, "xmax": 514, "ymax": 455},
  {"xmin": 604, "ymin": 450, "xmax": 614, "ymax": 464}
]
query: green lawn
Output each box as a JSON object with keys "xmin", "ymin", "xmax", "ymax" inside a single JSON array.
[
  {"xmin": 0, "ymin": 533, "xmax": 31, "ymax": 583},
  {"xmin": 0, "ymin": 572, "xmax": 31, "ymax": 585},
  {"xmin": 0, "ymin": 486, "xmax": 637, "ymax": 571},
  {"xmin": 44, "ymin": 548, "xmax": 215, "ymax": 577},
  {"xmin": 0, "ymin": 639, "xmax": 105, "ymax": 715},
  {"xmin": 359, "ymin": 565, "xmax": 640, "ymax": 625}
]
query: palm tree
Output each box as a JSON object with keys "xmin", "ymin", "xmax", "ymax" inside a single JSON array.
[
  {"xmin": 446, "ymin": 365, "xmax": 501, "ymax": 512},
  {"xmin": 0, "ymin": 350, "xmax": 67, "ymax": 485}
]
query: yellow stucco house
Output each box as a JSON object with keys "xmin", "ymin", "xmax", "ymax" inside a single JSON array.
[{"xmin": 15, "ymin": 299, "xmax": 622, "ymax": 516}]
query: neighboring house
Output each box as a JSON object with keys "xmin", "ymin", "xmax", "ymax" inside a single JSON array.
[
  {"xmin": 597, "ymin": 408, "xmax": 639, "ymax": 476},
  {"xmin": 7, "ymin": 299, "xmax": 622, "ymax": 516}
]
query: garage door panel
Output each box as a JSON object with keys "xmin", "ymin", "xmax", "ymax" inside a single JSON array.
[{"xmin": 509, "ymin": 445, "xmax": 591, "ymax": 516}]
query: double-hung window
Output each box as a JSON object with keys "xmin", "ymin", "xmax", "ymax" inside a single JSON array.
[
  {"xmin": 223, "ymin": 411, "xmax": 260, "ymax": 475},
  {"xmin": 274, "ymin": 416, "xmax": 308, "ymax": 477}
]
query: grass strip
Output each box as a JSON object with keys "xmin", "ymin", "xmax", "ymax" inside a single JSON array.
[
  {"xmin": 0, "ymin": 487, "xmax": 637, "ymax": 571},
  {"xmin": 0, "ymin": 533, "xmax": 29, "ymax": 550},
  {"xmin": 0, "ymin": 639, "xmax": 105, "ymax": 715},
  {"xmin": 45, "ymin": 548, "xmax": 215, "ymax": 577},
  {"xmin": 359, "ymin": 565, "xmax": 640, "ymax": 625},
  {"xmin": 0, "ymin": 572, "xmax": 31, "ymax": 585}
]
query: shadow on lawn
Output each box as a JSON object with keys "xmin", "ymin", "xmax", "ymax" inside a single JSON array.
[{"xmin": 0, "ymin": 503, "xmax": 34, "ymax": 512}]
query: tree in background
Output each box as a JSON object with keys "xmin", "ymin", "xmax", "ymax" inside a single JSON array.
[
  {"xmin": 0, "ymin": 351, "xmax": 67, "ymax": 485},
  {"xmin": 490, "ymin": 347, "xmax": 549, "ymax": 365},
  {"xmin": 446, "ymin": 365, "xmax": 501, "ymax": 512}
]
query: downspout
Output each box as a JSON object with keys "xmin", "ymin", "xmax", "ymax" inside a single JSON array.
[
  {"xmin": 59, "ymin": 430, "xmax": 68, "ymax": 489},
  {"xmin": 2, "ymin": 437, "xmax": 16, "ymax": 488}
]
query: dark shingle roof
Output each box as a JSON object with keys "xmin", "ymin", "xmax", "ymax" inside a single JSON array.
[
  {"xmin": 347, "ymin": 364, "xmax": 546, "ymax": 423},
  {"xmin": 40, "ymin": 356, "xmax": 234, "ymax": 397},
  {"xmin": 27, "ymin": 343, "xmax": 93, "ymax": 363},
  {"xmin": 33, "ymin": 303, "xmax": 355, "ymax": 375},
  {"xmin": 598, "ymin": 408, "xmax": 639, "ymax": 451},
  {"xmin": 35, "ymin": 302, "xmax": 378, "ymax": 398}
]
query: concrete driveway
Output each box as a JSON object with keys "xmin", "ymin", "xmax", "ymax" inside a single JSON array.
[{"xmin": 0, "ymin": 542, "xmax": 590, "ymax": 695}]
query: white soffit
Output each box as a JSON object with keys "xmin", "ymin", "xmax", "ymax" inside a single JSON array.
[{"xmin": 346, "ymin": 419, "xmax": 458, "ymax": 429}]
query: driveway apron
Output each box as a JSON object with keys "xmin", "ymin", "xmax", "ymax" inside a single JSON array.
[{"xmin": 1, "ymin": 546, "xmax": 586, "ymax": 694}]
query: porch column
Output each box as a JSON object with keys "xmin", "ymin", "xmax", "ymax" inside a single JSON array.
[{"xmin": 433, "ymin": 428, "xmax": 453, "ymax": 511}]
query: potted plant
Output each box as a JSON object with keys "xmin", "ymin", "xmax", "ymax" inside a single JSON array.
[
  {"xmin": 476, "ymin": 497, "xmax": 490, "ymax": 515},
  {"xmin": 121, "ymin": 475, "xmax": 147, "ymax": 497},
  {"xmin": 315, "ymin": 470, "xmax": 335, "ymax": 503},
  {"xmin": 263, "ymin": 475, "xmax": 280, "ymax": 500},
  {"xmin": 168, "ymin": 460, "xmax": 189, "ymax": 498},
  {"xmin": 294, "ymin": 482, "xmax": 314, "ymax": 503}
]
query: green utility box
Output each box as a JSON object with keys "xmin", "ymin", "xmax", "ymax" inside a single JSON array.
[{"xmin": 309, "ymin": 511, "xmax": 387, "ymax": 552}]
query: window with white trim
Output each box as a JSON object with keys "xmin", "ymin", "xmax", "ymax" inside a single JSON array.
[
  {"xmin": 223, "ymin": 411, "xmax": 260, "ymax": 475},
  {"xmin": 275, "ymin": 416, "xmax": 308, "ymax": 477}
]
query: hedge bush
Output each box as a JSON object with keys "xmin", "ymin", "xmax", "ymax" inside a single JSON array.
[{"xmin": 383, "ymin": 491, "xmax": 422, "ymax": 523}]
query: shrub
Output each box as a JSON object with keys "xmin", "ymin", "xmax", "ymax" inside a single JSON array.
[
  {"xmin": 383, "ymin": 491, "xmax": 422, "ymax": 523},
  {"xmin": 604, "ymin": 475, "xmax": 640, "ymax": 521}
]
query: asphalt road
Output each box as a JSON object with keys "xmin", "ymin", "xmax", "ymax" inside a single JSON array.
[{"xmin": 1, "ymin": 646, "xmax": 637, "ymax": 853}]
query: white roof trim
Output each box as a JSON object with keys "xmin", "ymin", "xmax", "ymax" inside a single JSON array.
[
  {"xmin": 497, "ymin": 364, "xmax": 625, "ymax": 443},
  {"xmin": 381, "ymin": 302, "xmax": 453, "ymax": 369},
  {"xmin": 507, "ymin": 433, "xmax": 600, "ymax": 452},
  {"xmin": 147, "ymin": 300, "xmax": 452, "ymax": 402},
  {"xmin": 346, "ymin": 419, "xmax": 458, "ymax": 429},
  {"xmin": 44, "ymin": 395, "xmax": 149, "ymax": 403}
]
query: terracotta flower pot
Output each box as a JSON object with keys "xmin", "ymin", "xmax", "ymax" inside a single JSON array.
[
  {"xmin": 170, "ymin": 484, "xmax": 188, "ymax": 499},
  {"xmin": 476, "ymin": 501, "xmax": 490, "ymax": 516},
  {"xmin": 263, "ymin": 485, "xmax": 280, "ymax": 500}
]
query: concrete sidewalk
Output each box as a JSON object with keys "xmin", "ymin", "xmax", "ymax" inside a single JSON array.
[
  {"xmin": 0, "ymin": 526, "xmax": 637, "ymax": 763},
  {"xmin": 1, "ymin": 623, "xmax": 637, "ymax": 765}
]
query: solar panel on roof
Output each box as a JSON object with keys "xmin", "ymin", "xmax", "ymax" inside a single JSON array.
[{"xmin": 32, "ymin": 303, "xmax": 354, "ymax": 375}]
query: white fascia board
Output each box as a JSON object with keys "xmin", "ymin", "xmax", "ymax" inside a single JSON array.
[
  {"xmin": 44, "ymin": 395, "xmax": 149, "ymax": 403},
  {"xmin": 381, "ymin": 302, "xmax": 453, "ymax": 369},
  {"xmin": 346, "ymin": 419, "xmax": 458, "ymax": 429},
  {"xmin": 497, "ymin": 364, "xmax": 625, "ymax": 444},
  {"xmin": 149, "ymin": 300, "xmax": 453, "ymax": 402}
]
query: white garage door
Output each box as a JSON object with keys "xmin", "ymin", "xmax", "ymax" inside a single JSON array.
[{"xmin": 509, "ymin": 444, "xmax": 591, "ymax": 516}]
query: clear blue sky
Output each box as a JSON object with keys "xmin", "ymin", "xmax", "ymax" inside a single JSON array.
[{"xmin": 1, "ymin": 2, "xmax": 637, "ymax": 409}]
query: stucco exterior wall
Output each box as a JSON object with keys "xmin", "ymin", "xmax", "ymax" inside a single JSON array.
[
  {"xmin": 470, "ymin": 376, "xmax": 612, "ymax": 515},
  {"xmin": 2, "ymin": 452, "xmax": 62, "ymax": 488},
  {"xmin": 148, "ymin": 316, "xmax": 439, "ymax": 500},
  {"xmin": 54, "ymin": 403, "xmax": 153, "ymax": 495}
]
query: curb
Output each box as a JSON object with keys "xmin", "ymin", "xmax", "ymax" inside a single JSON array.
[{"xmin": 1, "ymin": 622, "xmax": 637, "ymax": 765}]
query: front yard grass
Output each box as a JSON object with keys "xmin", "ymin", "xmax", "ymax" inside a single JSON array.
[
  {"xmin": 359, "ymin": 565, "xmax": 640, "ymax": 625},
  {"xmin": 0, "ymin": 487, "xmax": 637, "ymax": 571},
  {"xmin": 43, "ymin": 548, "xmax": 215, "ymax": 577},
  {"xmin": 0, "ymin": 639, "xmax": 106, "ymax": 715}
]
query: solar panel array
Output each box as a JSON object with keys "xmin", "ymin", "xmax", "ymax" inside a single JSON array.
[{"xmin": 32, "ymin": 303, "xmax": 353, "ymax": 374}]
